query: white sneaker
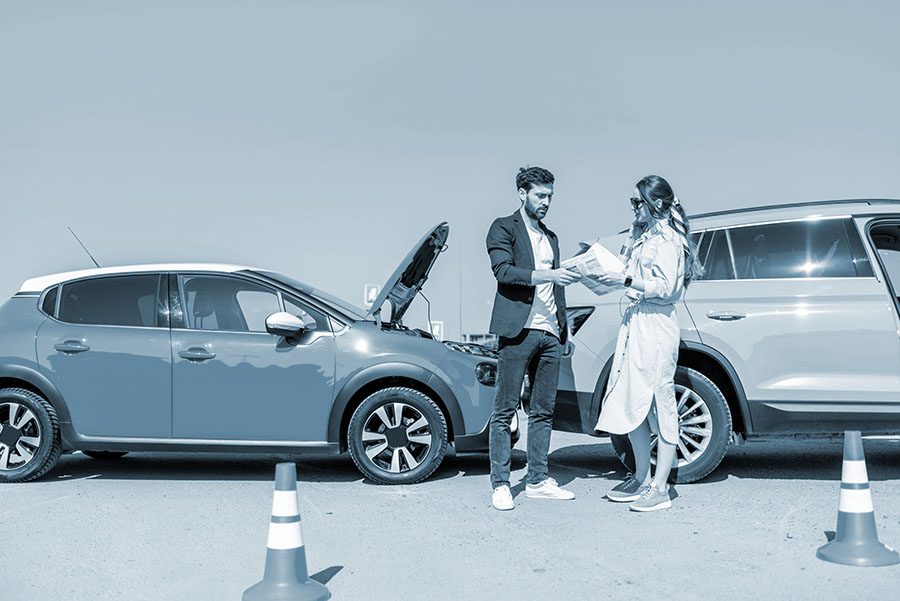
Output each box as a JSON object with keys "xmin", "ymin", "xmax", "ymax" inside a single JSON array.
[
  {"xmin": 525, "ymin": 477, "xmax": 575, "ymax": 500},
  {"xmin": 491, "ymin": 485, "xmax": 514, "ymax": 511}
]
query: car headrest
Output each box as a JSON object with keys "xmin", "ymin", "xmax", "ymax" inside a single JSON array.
[{"xmin": 192, "ymin": 293, "xmax": 216, "ymax": 318}]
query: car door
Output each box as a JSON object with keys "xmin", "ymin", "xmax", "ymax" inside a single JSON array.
[
  {"xmin": 684, "ymin": 216, "xmax": 900, "ymax": 434},
  {"xmin": 35, "ymin": 273, "xmax": 172, "ymax": 438},
  {"xmin": 170, "ymin": 273, "xmax": 335, "ymax": 442}
]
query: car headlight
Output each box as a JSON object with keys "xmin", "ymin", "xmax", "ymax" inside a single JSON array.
[
  {"xmin": 443, "ymin": 340, "xmax": 498, "ymax": 358},
  {"xmin": 476, "ymin": 362, "xmax": 497, "ymax": 386}
]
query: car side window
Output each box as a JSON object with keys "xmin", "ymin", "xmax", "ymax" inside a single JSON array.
[
  {"xmin": 697, "ymin": 230, "xmax": 735, "ymax": 280},
  {"xmin": 181, "ymin": 275, "xmax": 280, "ymax": 333},
  {"xmin": 283, "ymin": 296, "xmax": 330, "ymax": 332},
  {"xmin": 729, "ymin": 218, "xmax": 859, "ymax": 279},
  {"xmin": 41, "ymin": 286, "xmax": 59, "ymax": 317},
  {"xmin": 58, "ymin": 275, "xmax": 161, "ymax": 327}
]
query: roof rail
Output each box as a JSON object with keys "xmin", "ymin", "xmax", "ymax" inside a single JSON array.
[{"xmin": 689, "ymin": 198, "xmax": 900, "ymax": 220}]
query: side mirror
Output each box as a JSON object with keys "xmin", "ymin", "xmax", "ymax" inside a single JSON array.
[{"xmin": 265, "ymin": 312, "xmax": 306, "ymax": 337}]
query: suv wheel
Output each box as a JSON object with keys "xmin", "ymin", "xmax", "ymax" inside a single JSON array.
[
  {"xmin": 609, "ymin": 367, "xmax": 732, "ymax": 484},
  {"xmin": 0, "ymin": 388, "xmax": 62, "ymax": 483},
  {"xmin": 347, "ymin": 387, "xmax": 448, "ymax": 484}
]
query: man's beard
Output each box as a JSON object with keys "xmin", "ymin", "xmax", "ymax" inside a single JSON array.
[{"xmin": 525, "ymin": 205, "xmax": 546, "ymax": 221}]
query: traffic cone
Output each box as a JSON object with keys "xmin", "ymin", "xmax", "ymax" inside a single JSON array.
[
  {"xmin": 243, "ymin": 463, "xmax": 332, "ymax": 600},
  {"xmin": 816, "ymin": 431, "xmax": 900, "ymax": 567}
]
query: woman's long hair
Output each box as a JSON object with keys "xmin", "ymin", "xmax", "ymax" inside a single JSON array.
[{"xmin": 635, "ymin": 175, "xmax": 703, "ymax": 287}]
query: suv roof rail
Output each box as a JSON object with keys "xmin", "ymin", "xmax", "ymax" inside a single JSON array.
[{"xmin": 690, "ymin": 198, "xmax": 900, "ymax": 220}]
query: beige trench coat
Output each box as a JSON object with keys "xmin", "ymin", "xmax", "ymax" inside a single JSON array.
[{"xmin": 594, "ymin": 220, "xmax": 686, "ymax": 444}]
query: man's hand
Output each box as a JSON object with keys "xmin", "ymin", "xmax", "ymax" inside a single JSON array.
[{"xmin": 533, "ymin": 268, "xmax": 582, "ymax": 287}]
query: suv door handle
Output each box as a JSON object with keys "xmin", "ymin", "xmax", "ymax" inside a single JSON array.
[
  {"xmin": 178, "ymin": 348, "xmax": 216, "ymax": 362},
  {"xmin": 706, "ymin": 311, "xmax": 747, "ymax": 321},
  {"xmin": 54, "ymin": 340, "xmax": 91, "ymax": 353}
]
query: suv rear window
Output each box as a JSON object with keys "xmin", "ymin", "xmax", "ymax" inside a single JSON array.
[
  {"xmin": 58, "ymin": 275, "xmax": 161, "ymax": 327},
  {"xmin": 41, "ymin": 286, "xmax": 59, "ymax": 317},
  {"xmin": 729, "ymin": 218, "xmax": 865, "ymax": 279}
]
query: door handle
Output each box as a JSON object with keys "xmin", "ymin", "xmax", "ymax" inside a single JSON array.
[
  {"xmin": 706, "ymin": 311, "xmax": 747, "ymax": 321},
  {"xmin": 54, "ymin": 340, "xmax": 91, "ymax": 354},
  {"xmin": 178, "ymin": 348, "xmax": 216, "ymax": 362}
]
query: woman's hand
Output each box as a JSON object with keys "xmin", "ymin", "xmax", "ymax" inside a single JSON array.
[
  {"xmin": 630, "ymin": 220, "xmax": 646, "ymax": 240},
  {"xmin": 591, "ymin": 271, "xmax": 627, "ymax": 287}
]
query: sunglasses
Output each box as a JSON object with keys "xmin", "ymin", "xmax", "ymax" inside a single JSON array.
[{"xmin": 630, "ymin": 196, "xmax": 643, "ymax": 211}]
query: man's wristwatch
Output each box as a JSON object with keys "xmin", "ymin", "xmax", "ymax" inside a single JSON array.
[{"xmin": 623, "ymin": 275, "xmax": 633, "ymax": 288}]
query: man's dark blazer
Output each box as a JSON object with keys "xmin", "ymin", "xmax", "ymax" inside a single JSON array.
[{"xmin": 486, "ymin": 210, "xmax": 568, "ymax": 344}]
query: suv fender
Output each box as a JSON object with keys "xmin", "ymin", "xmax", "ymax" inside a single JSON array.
[
  {"xmin": 327, "ymin": 362, "xmax": 464, "ymax": 445},
  {"xmin": 0, "ymin": 364, "xmax": 76, "ymax": 446},
  {"xmin": 679, "ymin": 341, "xmax": 753, "ymax": 435}
]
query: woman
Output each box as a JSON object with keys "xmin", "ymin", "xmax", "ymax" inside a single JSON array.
[{"xmin": 593, "ymin": 175, "xmax": 701, "ymax": 512}]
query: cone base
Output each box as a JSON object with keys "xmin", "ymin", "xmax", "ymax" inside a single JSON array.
[
  {"xmin": 242, "ymin": 578, "xmax": 332, "ymax": 601},
  {"xmin": 816, "ymin": 540, "xmax": 900, "ymax": 567}
]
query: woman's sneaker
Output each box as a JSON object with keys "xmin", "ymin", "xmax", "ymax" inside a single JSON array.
[
  {"xmin": 629, "ymin": 484, "xmax": 672, "ymax": 512},
  {"xmin": 525, "ymin": 477, "xmax": 575, "ymax": 500},
  {"xmin": 606, "ymin": 475, "xmax": 647, "ymax": 502},
  {"xmin": 492, "ymin": 485, "xmax": 515, "ymax": 511}
]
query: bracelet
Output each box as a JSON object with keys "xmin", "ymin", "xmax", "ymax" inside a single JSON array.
[{"xmin": 623, "ymin": 276, "xmax": 633, "ymax": 288}]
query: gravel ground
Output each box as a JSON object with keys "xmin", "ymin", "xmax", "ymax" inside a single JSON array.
[{"xmin": 2, "ymin": 426, "xmax": 899, "ymax": 600}]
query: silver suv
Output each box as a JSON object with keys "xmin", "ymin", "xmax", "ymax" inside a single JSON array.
[{"xmin": 555, "ymin": 199, "xmax": 900, "ymax": 483}]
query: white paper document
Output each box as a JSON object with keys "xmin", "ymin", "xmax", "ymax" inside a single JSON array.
[{"xmin": 560, "ymin": 241, "xmax": 626, "ymax": 296}]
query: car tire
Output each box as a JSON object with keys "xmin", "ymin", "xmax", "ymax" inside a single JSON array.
[
  {"xmin": 0, "ymin": 388, "xmax": 62, "ymax": 483},
  {"xmin": 608, "ymin": 367, "xmax": 732, "ymax": 484},
  {"xmin": 83, "ymin": 451, "xmax": 128, "ymax": 460},
  {"xmin": 347, "ymin": 387, "xmax": 448, "ymax": 485}
]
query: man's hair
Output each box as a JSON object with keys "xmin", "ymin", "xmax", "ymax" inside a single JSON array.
[{"xmin": 516, "ymin": 166, "xmax": 554, "ymax": 192}]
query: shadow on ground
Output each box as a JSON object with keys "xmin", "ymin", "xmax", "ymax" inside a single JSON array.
[
  {"xmin": 42, "ymin": 437, "xmax": 900, "ymax": 484},
  {"xmin": 544, "ymin": 438, "xmax": 900, "ymax": 483},
  {"xmin": 47, "ymin": 452, "xmax": 365, "ymax": 483}
]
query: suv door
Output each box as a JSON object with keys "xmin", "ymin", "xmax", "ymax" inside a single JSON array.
[
  {"xmin": 684, "ymin": 216, "xmax": 900, "ymax": 434},
  {"xmin": 170, "ymin": 273, "xmax": 336, "ymax": 442},
  {"xmin": 35, "ymin": 273, "xmax": 172, "ymax": 437}
]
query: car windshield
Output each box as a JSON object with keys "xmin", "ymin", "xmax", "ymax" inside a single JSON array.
[{"xmin": 252, "ymin": 270, "xmax": 368, "ymax": 320}]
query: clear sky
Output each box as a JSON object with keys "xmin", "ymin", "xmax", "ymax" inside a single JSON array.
[{"xmin": 2, "ymin": 1, "xmax": 899, "ymax": 338}]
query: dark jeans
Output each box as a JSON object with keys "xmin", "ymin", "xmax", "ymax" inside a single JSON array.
[{"xmin": 489, "ymin": 328, "xmax": 562, "ymax": 488}]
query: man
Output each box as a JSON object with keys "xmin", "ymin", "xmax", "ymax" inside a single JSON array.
[{"xmin": 485, "ymin": 166, "xmax": 581, "ymax": 511}]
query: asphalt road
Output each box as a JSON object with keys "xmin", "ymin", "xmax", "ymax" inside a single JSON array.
[{"xmin": 2, "ymin": 427, "xmax": 899, "ymax": 601}]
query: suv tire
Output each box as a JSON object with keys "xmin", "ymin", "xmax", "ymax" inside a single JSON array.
[
  {"xmin": 0, "ymin": 388, "xmax": 62, "ymax": 483},
  {"xmin": 348, "ymin": 387, "xmax": 448, "ymax": 484},
  {"xmin": 608, "ymin": 366, "xmax": 731, "ymax": 484}
]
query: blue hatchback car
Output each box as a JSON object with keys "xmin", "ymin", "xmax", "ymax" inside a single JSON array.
[{"xmin": 0, "ymin": 223, "xmax": 514, "ymax": 484}]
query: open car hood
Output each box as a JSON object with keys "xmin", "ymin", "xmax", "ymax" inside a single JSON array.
[{"xmin": 365, "ymin": 222, "xmax": 449, "ymax": 325}]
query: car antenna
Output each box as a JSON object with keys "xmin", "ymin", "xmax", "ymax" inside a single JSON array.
[{"xmin": 67, "ymin": 226, "xmax": 102, "ymax": 268}]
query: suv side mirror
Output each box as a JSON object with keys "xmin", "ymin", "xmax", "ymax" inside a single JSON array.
[{"xmin": 265, "ymin": 312, "xmax": 306, "ymax": 337}]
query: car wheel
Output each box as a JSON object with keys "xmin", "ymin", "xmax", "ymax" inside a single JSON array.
[
  {"xmin": 347, "ymin": 387, "xmax": 448, "ymax": 485},
  {"xmin": 0, "ymin": 388, "xmax": 62, "ymax": 483},
  {"xmin": 83, "ymin": 451, "xmax": 128, "ymax": 460},
  {"xmin": 608, "ymin": 367, "xmax": 732, "ymax": 484}
]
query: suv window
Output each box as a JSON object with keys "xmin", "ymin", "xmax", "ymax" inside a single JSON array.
[
  {"xmin": 729, "ymin": 218, "xmax": 862, "ymax": 279},
  {"xmin": 41, "ymin": 286, "xmax": 59, "ymax": 317},
  {"xmin": 697, "ymin": 230, "xmax": 735, "ymax": 280},
  {"xmin": 58, "ymin": 275, "xmax": 161, "ymax": 327},
  {"xmin": 284, "ymin": 296, "xmax": 330, "ymax": 332},
  {"xmin": 181, "ymin": 275, "xmax": 280, "ymax": 333}
]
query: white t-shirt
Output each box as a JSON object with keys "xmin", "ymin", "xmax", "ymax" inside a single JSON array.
[{"xmin": 520, "ymin": 207, "xmax": 560, "ymax": 338}]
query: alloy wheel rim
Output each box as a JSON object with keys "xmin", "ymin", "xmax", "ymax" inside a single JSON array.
[
  {"xmin": 361, "ymin": 402, "xmax": 433, "ymax": 474},
  {"xmin": 0, "ymin": 402, "xmax": 42, "ymax": 471},
  {"xmin": 649, "ymin": 385, "xmax": 713, "ymax": 468}
]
